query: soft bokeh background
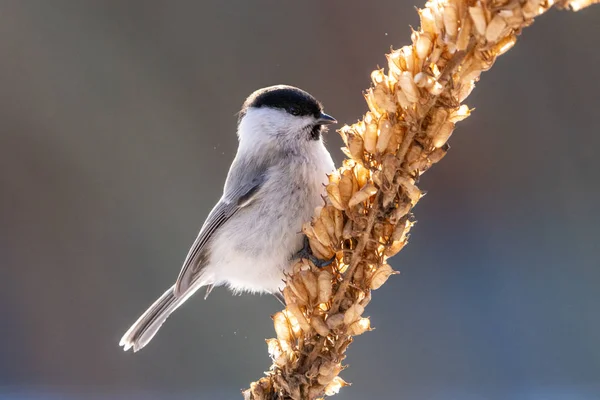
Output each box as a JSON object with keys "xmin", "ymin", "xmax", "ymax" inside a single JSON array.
[{"xmin": 1, "ymin": 1, "xmax": 599, "ymax": 399}]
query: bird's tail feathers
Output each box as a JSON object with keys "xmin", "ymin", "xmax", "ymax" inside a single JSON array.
[{"xmin": 119, "ymin": 282, "xmax": 204, "ymax": 352}]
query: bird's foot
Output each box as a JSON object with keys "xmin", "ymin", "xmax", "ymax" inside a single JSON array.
[{"xmin": 294, "ymin": 236, "xmax": 335, "ymax": 268}]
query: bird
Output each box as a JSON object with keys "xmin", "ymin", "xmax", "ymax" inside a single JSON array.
[{"xmin": 119, "ymin": 85, "xmax": 336, "ymax": 352}]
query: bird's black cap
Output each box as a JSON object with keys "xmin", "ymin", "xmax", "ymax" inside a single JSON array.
[{"xmin": 240, "ymin": 85, "xmax": 323, "ymax": 121}]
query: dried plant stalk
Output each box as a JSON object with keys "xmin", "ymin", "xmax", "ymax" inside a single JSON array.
[{"xmin": 244, "ymin": 0, "xmax": 598, "ymax": 398}]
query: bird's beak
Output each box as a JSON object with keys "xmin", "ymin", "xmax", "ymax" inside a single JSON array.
[{"xmin": 316, "ymin": 113, "xmax": 337, "ymax": 125}]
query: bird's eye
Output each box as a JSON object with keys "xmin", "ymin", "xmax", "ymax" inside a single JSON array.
[{"xmin": 288, "ymin": 106, "xmax": 300, "ymax": 116}]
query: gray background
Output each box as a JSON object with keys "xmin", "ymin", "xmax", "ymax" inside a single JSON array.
[{"xmin": 1, "ymin": 1, "xmax": 599, "ymax": 399}]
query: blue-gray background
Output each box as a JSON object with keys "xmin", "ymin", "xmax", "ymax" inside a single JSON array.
[{"xmin": 1, "ymin": 1, "xmax": 599, "ymax": 399}]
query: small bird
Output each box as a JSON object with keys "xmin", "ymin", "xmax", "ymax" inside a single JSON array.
[{"xmin": 119, "ymin": 85, "xmax": 336, "ymax": 352}]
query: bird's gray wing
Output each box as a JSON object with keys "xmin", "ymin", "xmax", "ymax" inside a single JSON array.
[{"xmin": 173, "ymin": 165, "xmax": 266, "ymax": 296}]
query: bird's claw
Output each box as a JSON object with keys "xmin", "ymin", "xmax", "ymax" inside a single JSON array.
[{"xmin": 294, "ymin": 236, "xmax": 335, "ymax": 268}]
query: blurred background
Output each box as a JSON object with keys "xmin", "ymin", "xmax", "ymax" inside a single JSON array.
[{"xmin": 1, "ymin": 1, "xmax": 599, "ymax": 399}]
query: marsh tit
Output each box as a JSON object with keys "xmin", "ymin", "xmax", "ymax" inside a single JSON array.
[{"xmin": 119, "ymin": 85, "xmax": 336, "ymax": 352}]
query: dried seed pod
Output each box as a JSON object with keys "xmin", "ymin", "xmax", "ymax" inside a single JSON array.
[
  {"xmin": 326, "ymin": 313, "xmax": 345, "ymax": 329},
  {"xmin": 449, "ymin": 105, "xmax": 471, "ymax": 122},
  {"xmin": 318, "ymin": 361, "xmax": 341, "ymax": 378},
  {"xmin": 342, "ymin": 218, "xmax": 353, "ymax": 240},
  {"xmin": 371, "ymin": 68, "xmax": 386, "ymax": 86},
  {"xmin": 289, "ymin": 276, "xmax": 310, "ymax": 305},
  {"xmin": 363, "ymin": 119, "xmax": 378, "ymax": 154},
  {"xmin": 370, "ymin": 264, "xmax": 397, "ymax": 290},
  {"xmin": 523, "ymin": 0, "xmax": 543, "ymax": 18},
  {"xmin": 492, "ymin": 34, "xmax": 517, "ymax": 56},
  {"xmin": 432, "ymin": 121, "xmax": 455, "ymax": 147},
  {"xmin": 400, "ymin": 46, "xmax": 415, "ymax": 74},
  {"xmin": 300, "ymin": 270, "xmax": 318, "ymax": 303},
  {"xmin": 425, "ymin": 108, "xmax": 449, "ymax": 138},
  {"xmin": 469, "ymin": 6, "xmax": 487, "ymax": 37},
  {"xmin": 373, "ymin": 83, "xmax": 397, "ymax": 113},
  {"xmin": 343, "ymin": 303, "xmax": 365, "ymax": 325},
  {"xmin": 443, "ymin": 4, "xmax": 458, "ymax": 38},
  {"xmin": 382, "ymin": 154, "xmax": 399, "ymax": 184},
  {"xmin": 405, "ymin": 143, "xmax": 423, "ymax": 165},
  {"xmin": 310, "ymin": 315, "xmax": 330, "ymax": 337},
  {"xmin": 282, "ymin": 286, "xmax": 298, "ymax": 306},
  {"xmin": 364, "ymin": 88, "xmax": 383, "ymax": 117},
  {"xmin": 341, "ymin": 126, "xmax": 365, "ymax": 163},
  {"xmin": 419, "ymin": 7, "xmax": 437, "ymax": 35},
  {"xmin": 376, "ymin": 117, "xmax": 393, "ymax": 154},
  {"xmin": 385, "ymin": 239, "xmax": 407, "ymax": 257},
  {"xmin": 312, "ymin": 218, "xmax": 332, "ymax": 248},
  {"xmin": 387, "ymin": 50, "xmax": 403, "ymax": 79},
  {"xmin": 273, "ymin": 311, "xmax": 293, "ymax": 342},
  {"xmin": 429, "ymin": 145, "xmax": 449, "ymax": 164},
  {"xmin": 372, "ymin": 170, "xmax": 383, "ymax": 188},
  {"xmin": 396, "ymin": 176, "xmax": 422, "ymax": 205},
  {"xmin": 415, "ymin": 32, "xmax": 434, "ymax": 60},
  {"xmin": 348, "ymin": 183, "xmax": 377, "ymax": 208},
  {"xmin": 339, "ymin": 170, "xmax": 355, "ymax": 206},
  {"xmin": 456, "ymin": 14, "xmax": 472, "ymax": 51},
  {"xmin": 348, "ymin": 317, "xmax": 372, "ymax": 335},
  {"xmin": 266, "ymin": 338, "xmax": 288, "ymax": 367},
  {"xmin": 414, "ymin": 72, "xmax": 431, "ymax": 88},
  {"xmin": 386, "ymin": 125, "xmax": 403, "ymax": 154},
  {"xmin": 317, "ymin": 270, "xmax": 333, "ymax": 304},
  {"xmin": 324, "ymin": 377, "xmax": 349, "ymax": 396},
  {"xmin": 354, "ymin": 162, "xmax": 370, "ymax": 188},
  {"xmin": 390, "ymin": 201, "xmax": 411, "ymax": 224},
  {"xmin": 396, "ymin": 89, "xmax": 412, "ymax": 109},
  {"xmin": 486, "ymin": 15, "xmax": 508, "ymax": 43},
  {"xmin": 397, "ymin": 71, "xmax": 420, "ymax": 103},
  {"xmin": 458, "ymin": 81, "xmax": 475, "ymax": 102},
  {"xmin": 326, "ymin": 181, "xmax": 345, "ymax": 211},
  {"xmin": 333, "ymin": 208, "xmax": 344, "ymax": 242},
  {"xmin": 287, "ymin": 303, "xmax": 311, "ymax": 333},
  {"xmin": 320, "ymin": 207, "xmax": 337, "ymax": 243}
]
